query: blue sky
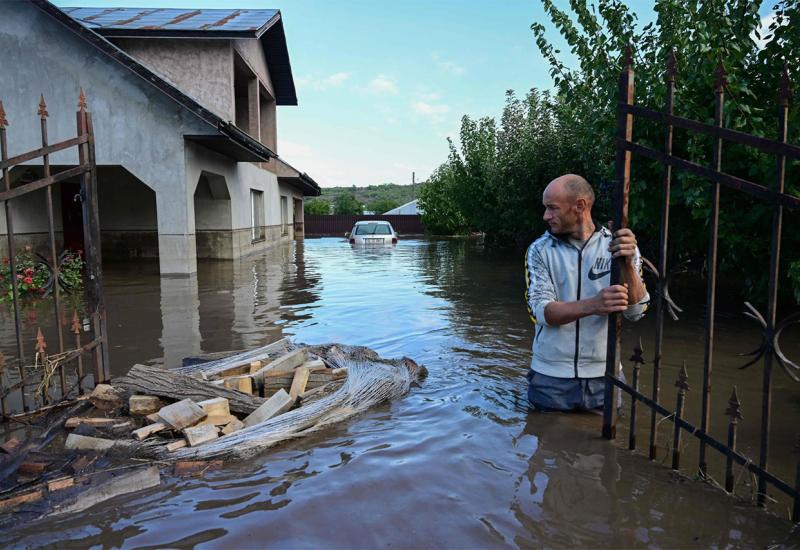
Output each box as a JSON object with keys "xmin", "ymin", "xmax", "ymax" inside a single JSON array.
[{"xmin": 50, "ymin": 1, "xmax": 771, "ymax": 188}]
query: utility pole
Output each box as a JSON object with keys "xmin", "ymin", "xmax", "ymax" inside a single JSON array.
[{"xmin": 412, "ymin": 171, "xmax": 415, "ymax": 201}]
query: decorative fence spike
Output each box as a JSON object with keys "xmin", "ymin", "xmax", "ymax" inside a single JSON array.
[
  {"xmin": 78, "ymin": 88, "xmax": 87, "ymax": 111},
  {"xmin": 37, "ymin": 94, "xmax": 48, "ymax": 119},
  {"xmin": 622, "ymin": 45, "xmax": 633, "ymax": 69},
  {"xmin": 778, "ymin": 64, "xmax": 791, "ymax": 105},
  {"xmin": 71, "ymin": 310, "xmax": 81, "ymax": 335},
  {"xmin": 672, "ymin": 361, "xmax": 689, "ymax": 470},
  {"xmin": 724, "ymin": 386, "xmax": 742, "ymax": 492},
  {"xmin": 665, "ymin": 49, "xmax": 677, "ymax": 82},
  {"xmin": 714, "ymin": 60, "xmax": 727, "ymax": 92},
  {"xmin": 0, "ymin": 101, "xmax": 7, "ymax": 128},
  {"xmin": 35, "ymin": 327, "xmax": 47, "ymax": 357},
  {"xmin": 628, "ymin": 339, "xmax": 645, "ymax": 451}
]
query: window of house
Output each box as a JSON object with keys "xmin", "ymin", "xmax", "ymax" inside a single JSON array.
[
  {"xmin": 251, "ymin": 189, "xmax": 265, "ymax": 242},
  {"xmin": 280, "ymin": 196, "xmax": 288, "ymax": 236}
]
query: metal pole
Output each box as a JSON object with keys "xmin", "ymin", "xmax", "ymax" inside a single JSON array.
[
  {"xmin": 757, "ymin": 65, "xmax": 790, "ymax": 507},
  {"xmin": 699, "ymin": 62, "xmax": 726, "ymax": 476},
  {"xmin": 672, "ymin": 362, "xmax": 689, "ymax": 470},
  {"xmin": 0, "ymin": 101, "xmax": 29, "ymax": 412},
  {"xmin": 724, "ymin": 387, "xmax": 742, "ymax": 492},
  {"xmin": 629, "ymin": 340, "xmax": 644, "ymax": 451},
  {"xmin": 39, "ymin": 95, "xmax": 66, "ymax": 397},
  {"xmin": 602, "ymin": 47, "xmax": 634, "ymax": 440},
  {"xmin": 650, "ymin": 50, "xmax": 677, "ymax": 460}
]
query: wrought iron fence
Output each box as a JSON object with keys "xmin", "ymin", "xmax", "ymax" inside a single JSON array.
[
  {"xmin": 0, "ymin": 90, "xmax": 109, "ymax": 420},
  {"xmin": 602, "ymin": 49, "xmax": 800, "ymax": 519}
]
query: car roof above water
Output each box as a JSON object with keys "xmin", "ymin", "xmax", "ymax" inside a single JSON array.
[{"xmin": 354, "ymin": 220, "xmax": 391, "ymax": 225}]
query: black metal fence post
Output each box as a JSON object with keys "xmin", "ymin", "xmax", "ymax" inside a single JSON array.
[
  {"xmin": 672, "ymin": 362, "xmax": 689, "ymax": 470},
  {"xmin": 724, "ymin": 387, "xmax": 742, "ymax": 492}
]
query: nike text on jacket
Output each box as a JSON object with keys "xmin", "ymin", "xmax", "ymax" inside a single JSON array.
[{"xmin": 525, "ymin": 226, "xmax": 650, "ymax": 379}]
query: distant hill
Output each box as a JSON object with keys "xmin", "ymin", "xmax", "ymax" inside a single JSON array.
[{"xmin": 319, "ymin": 183, "xmax": 418, "ymax": 208}]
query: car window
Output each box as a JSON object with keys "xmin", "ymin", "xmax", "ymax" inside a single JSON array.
[{"xmin": 355, "ymin": 223, "xmax": 392, "ymax": 235}]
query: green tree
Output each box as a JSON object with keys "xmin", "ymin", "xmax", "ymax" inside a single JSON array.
[
  {"xmin": 367, "ymin": 198, "xmax": 400, "ymax": 214},
  {"xmin": 304, "ymin": 198, "xmax": 331, "ymax": 215},
  {"xmin": 418, "ymin": 164, "xmax": 468, "ymax": 234},
  {"xmin": 333, "ymin": 193, "xmax": 363, "ymax": 215}
]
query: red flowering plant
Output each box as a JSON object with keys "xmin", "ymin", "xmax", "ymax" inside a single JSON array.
[{"xmin": 0, "ymin": 246, "xmax": 84, "ymax": 302}]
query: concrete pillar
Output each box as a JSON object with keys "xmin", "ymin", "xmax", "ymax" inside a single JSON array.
[
  {"xmin": 155, "ymin": 176, "xmax": 197, "ymax": 275},
  {"xmin": 159, "ymin": 274, "xmax": 201, "ymax": 368},
  {"xmin": 248, "ymin": 76, "xmax": 260, "ymax": 140}
]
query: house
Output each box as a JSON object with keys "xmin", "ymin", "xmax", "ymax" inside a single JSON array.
[
  {"xmin": 383, "ymin": 199, "xmax": 421, "ymax": 215},
  {"xmin": 0, "ymin": 1, "xmax": 320, "ymax": 275}
]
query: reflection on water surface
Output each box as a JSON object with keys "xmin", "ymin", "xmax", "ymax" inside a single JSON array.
[{"xmin": 1, "ymin": 237, "xmax": 798, "ymax": 547}]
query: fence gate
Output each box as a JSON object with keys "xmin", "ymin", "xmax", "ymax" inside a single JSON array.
[
  {"xmin": 602, "ymin": 49, "xmax": 800, "ymax": 518},
  {"xmin": 0, "ymin": 90, "xmax": 109, "ymax": 420}
]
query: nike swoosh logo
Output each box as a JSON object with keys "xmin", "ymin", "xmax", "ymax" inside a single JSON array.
[{"xmin": 588, "ymin": 268, "xmax": 611, "ymax": 280}]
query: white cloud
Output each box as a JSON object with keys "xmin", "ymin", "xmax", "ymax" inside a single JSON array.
[
  {"xmin": 752, "ymin": 12, "xmax": 787, "ymax": 49},
  {"xmin": 296, "ymin": 72, "xmax": 350, "ymax": 91},
  {"xmin": 438, "ymin": 60, "xmax": 465, "ymax": 76},
  {"xmin": 368, "ymin": 75, "xmax": 399, "ymax": 94},
  {"xmin": 412, "ymin": 101, "xmax": 450, "ymax": 116}
]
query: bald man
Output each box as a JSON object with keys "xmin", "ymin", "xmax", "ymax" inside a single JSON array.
[{"xmin": 524, "ymin": 174, "xmax": 649, "ymax": 411}]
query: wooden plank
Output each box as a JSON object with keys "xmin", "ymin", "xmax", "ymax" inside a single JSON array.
[
  {"xmin": 196, "ymin": 397, "xmax": 230, "ymax": 417},
  {"xmin": 183, "ymin": 424, "xmax": 219, "ymax": 447},
  {"xmin": 115, "ymin": 364, "xmax": 266, "ymax": 415},
  {"xmin": 65, "ymin": 417, "xmax": 118, "ymax": 429},
  {"xmin": 129, "ymin": 395, "xmax": 164, "ymax": 416},
  {"xmin": 251, "ymin": 349, "xmax": 308, "ymax": 385},
  {"xmin": 67, "ymin": 455, "xmax": 97, "ymax": 474},
  {"xmin": 196, "ymin": 414, "xmax": 238, "ymax": 427},
  {"xmin": 53, "ymin": 466, "xmax": 160, "ymax": 515},
  {"xmin": 332, "ymin": 367, "xmax": 348, "ymax": 380},
  {"xmin": 0, "ymin": 490, "xmax": 43, "ymax": 511},
  {"xmin": 243, "ymin": 388, "xmax": 294, "ymax": 427},
  {"xmin": 18, "ymin": 462, "xmax": 48, "ymax": 476},
  {"xmin": 157, "ymin": 399, "xmax": 207, "ymax": 430},
  {"xmin": 302, "ymin": 359, "xmax": 326, "ymax": 372},
  {"xmin": 48, "ymin": 477, "xmax": 76, "ymax": 491},
  {"xmin": 146, "ymin": 413, "xmax": 161, "ymax": 424},
  {"xmin": 174, "ymin": 338, "xmax": 290, "ymax": 378},
  {"xmin": 132, "ymin": 422, "xmax": 166, "ymax": 441},
  {"xmin": 289, "ymin": 367, "xmax": 310, "ymax": 400},
  {"xmin": 173, "ymin": 460, "xmax": 223, "ymax": 477},
  {"xmin": 223, "ymin": 375, "xmax": 253, "ymax": 395},
  {"xmin": 1, "ymin": 437, "xmax": 22, "ymax": 455},
  {"xmin": 65, "ymin": 433, "xmax": 116, "ymax": 450},
  {"xmin": 221, "ymin": 418, "xmax": 245, "ymax": 435},
  {"xmin": 249, "ymin": 360, "xmax": 263, "ymax": 374},
  {"xmin": 166, "ymin": 439, "xmax": 187, "ymax": 452}
]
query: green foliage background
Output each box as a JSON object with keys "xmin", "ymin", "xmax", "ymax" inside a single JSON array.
[{"xmin": 418, "ymin": 0, "xmax": 800, "ymax": 303}]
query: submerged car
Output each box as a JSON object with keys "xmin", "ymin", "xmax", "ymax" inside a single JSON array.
[{"xmin": 348, "ymin": 220, "xmax": 398, "ymax": 245}]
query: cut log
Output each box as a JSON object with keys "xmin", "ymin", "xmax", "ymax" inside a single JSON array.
[
  {"xmin": 243, "ymin": 388, "xmax": 294, "ymax": 427},
  {"xmin": 175, "ymin": 338, "xmax": 291, "ymax": 379},
  {"xmin": 89, "ymin": 384, "xmax": 125, "ymax": 411},
  {"xmin": 132, "ymin": 423, "xmax": 166, "ymax": 441},
  {"xmin": 65, "ymin": 417, "xmax": 118, "ymax": 429},
  {"xmin": 129, "ymin": 395, "xmax": 164, "ymax": 416},
  {"xmin": 221, "ymin": 418, "xmax": 245, "ymax": 435},
  {"xmin": 53, "ymin": 466, "xmax": 160, "ymax": 515},
  {"xmin": 223, "ymin": 375, "xmax": 253, "ymax": 395},
  {"xmin": 183, "ymin": 424, "xmax": 218, "ymax": 447},
  {"xmin": 65, "ymin": 433, "xmax": 116, "ymax": 451},
  {"xmin": 289, "ymin": 367, "xmax": 311, "ymax": 400},
  {"xmin": 157, "ymin": 399, "xmax": 207, "ymax": 430},
  {"xmin": 0, "ymin": 490, "xmax": 43, "ymax": 511},
  {"xmin": 115, "ymin": 364, "xmax": 265, "ymax": 415},
  {"xmin": 166, "ymin": 439, "xmax": 187, "ymax": 452},
  {"xmin": 196, "ymin": 397, "xmax": 230, "ymax": 417}
]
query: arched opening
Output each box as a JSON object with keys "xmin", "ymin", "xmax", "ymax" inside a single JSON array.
[{"xmin": 193, "ymin": 170, "xmax": 233, "ymax": 259}]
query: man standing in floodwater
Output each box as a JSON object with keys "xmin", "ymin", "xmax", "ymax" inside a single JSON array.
[{"xmin": 524, "ymin": 174, "xmax": 649, "ymax": 411}]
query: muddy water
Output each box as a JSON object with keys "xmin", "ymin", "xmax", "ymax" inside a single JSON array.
[{"xmin": 2, "ymin": 237, "xmax": 799, "ymax": 548}]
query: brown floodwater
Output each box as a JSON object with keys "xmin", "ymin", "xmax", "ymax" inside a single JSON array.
[{"xmin": 1, "ymin": 236, "xmax": 799, "ymax": 548}]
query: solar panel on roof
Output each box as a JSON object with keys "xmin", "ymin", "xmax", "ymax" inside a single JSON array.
[{"xmin": 63, "ymin": 7, "xmax": 279, "ymax": 32}]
